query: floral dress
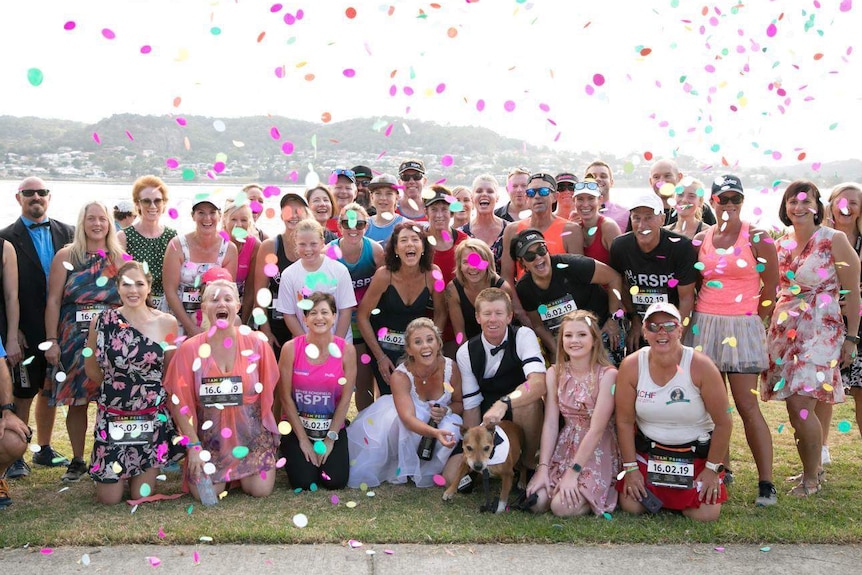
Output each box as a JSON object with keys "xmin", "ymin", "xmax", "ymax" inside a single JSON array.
[
  {"xmin": 89, "ymin": 309, "xmax": 180, "ymax": 482},
  {"xmin": 763, "ymin": 226, "xmax": 845, "ymax": 403},
  {"xmin": 51, "ymin": 253, "xmax": 120, "ymax": 407},
  {"xmin": 548, "ymin": 364, "xmax": 620, "ymax": 514}
]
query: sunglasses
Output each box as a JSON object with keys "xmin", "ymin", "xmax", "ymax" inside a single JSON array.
[
  {"xmin": 645, "ymin": 321, "xmax": 679, "ymax": 333},
  {"xmin": 526, "ymin": 187, "xmax": 553, "ymax": 198},
  {"xmin": 521, "ymin": 244, "xmax": 548, "ymax": 262},
  {"xmin": 557, "ymin": 183, "xmax": 575, "ymax": 192},
  {"xmin": 340, "ymin": 219, "xmax": 368, "ymax": 230},
  {"xmin": 575, "ymin": 182, "xmax": 599, "ymax": 191},
  {"xmin": 20, "ymin": 189, "xmax": 50, "ymax": 197},
  {"xmin": 400, "ymin": 173, "xmax": 424, "ymax": 182},
  {"xmin": 332, "ymin": 169, "xmax": 355, "ymax": 178},
  {"xmin": 356, "ymin": 179, "xmax": 372, "ymax": 187},
  {"xmin": 715, "ymin": 194, "xmax": 744, "ymax": 205},
  {"xmin": 138, "ymin": 198, "xmax": 164, "ymax": 206}
]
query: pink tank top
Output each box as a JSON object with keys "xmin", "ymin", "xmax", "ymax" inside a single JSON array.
[
  {"xmin": 583, "ymin": 215, "xmax": 610, "ymax": 265},
  {"xmin": 291, "ymin": 335, "xmax": 346, "ymax": 439},
  {"xmin": 236, "ymin": 235, "xmax": 257, "ymax": 285},
  {"xmin": 695, "ymin": 222, "xmax": 761, "ymax": 315}
]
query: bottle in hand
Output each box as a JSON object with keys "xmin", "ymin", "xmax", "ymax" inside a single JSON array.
[{"xmin": 417, "ymin": 404, "xmax": 440, "ymax": 461}]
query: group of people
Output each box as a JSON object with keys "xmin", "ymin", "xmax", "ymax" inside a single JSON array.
[{"xmin": 0, "ymin": 158, "xmax": 860, "ymax": 525}]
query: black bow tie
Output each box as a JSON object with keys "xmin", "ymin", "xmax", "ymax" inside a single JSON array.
[
  {"xmin": 490, "ymin": 341, "xmax": 507, "ymax": 356},
  {"xmin": 29, "ymin": 221, "xmax": 50, "ymax": 229}
]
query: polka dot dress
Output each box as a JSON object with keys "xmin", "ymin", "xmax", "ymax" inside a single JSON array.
[{"xmin": 124, "ymin": 226, "xmax": 178, "ymax": 295}]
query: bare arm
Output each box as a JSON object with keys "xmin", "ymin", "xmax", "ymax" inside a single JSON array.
[
  {"xmin": 162, "ymin": 237, "xmax": 197, "ymax": 335},
  {"xmin": 500, "ymin": 225, "xmax": 530, "ymax": 325},
  {"xmin": 43, "ymin": 248, "xmax": 69, "ymax": 366},
  {"xmin": 601, "ymin": 218, "xmax": 621, "ymax": 251},
  {"xmin": 84, "ymin": 314, "xmax": 103, "ymax": 385},
  {"xmin": 832, "ymin": 230, "xmax": 862, "ymax": 367},
  {"xmin": 251, "ymin": 238, "xmax": 277, "ymax": 345},
  {"xmin": 526, "ymin": 309, "xmax": 556, "ymax": 362},
  {"xmin": 676, "ymin": 282, "xmax": 696, "ymax": 336},
  {"xmin": 563, "ymin": 221, "xmax": 584, "ymax": 255},
  {"xmin": 117, "ymin": 229, "xmax": 128, "ymax": 252},
  {"xmin": 221, "ymin": 242, "xmax": 239, "ymax": 279},
  {"xmin": 2, "ymin": 242, "xmax": 20, "ymax": 364},
  {"xmin": 240, "ymin": 242, "xmax": 260, "ymax": 323},
  {"xmin": 429, "ymin": 267, "xmax": 448, "ymax": 334}
]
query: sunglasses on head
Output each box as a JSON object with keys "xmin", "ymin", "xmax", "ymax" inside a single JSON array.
[
  {"xmin": 400, "ymin": 173, "xmax": 423, "ymax": 182},
  {"xmin": 526, "ymin": 187, "xmax": 552, "ymax": 198},
  {"xmin": 521, "ymin": 244, "xmax": 548, "ymax": 262},
  {"xmin": 340, "ymin": 219, "xmax": 367, "ymax": 230},
  {"xmin": 557, "ymin": 182, "xmax": 575, "ymax": 192},
  {"xmin": 575, "ymin": 182, "xmax": 599, "ymax": 191},
  {"xmin": 20, "ymin": 189, "xmax": 50, "ymax": 197},
  {"xmin": 645, "ymin": 321, "xmax": 679, "ymax": 333},
  {"xmin": 332, "ymin": 169, "xmax": 355, "ymax": 178},
  {"xmin": 715, "ymin": 193, "xmax": 743, "ymax": 205}
]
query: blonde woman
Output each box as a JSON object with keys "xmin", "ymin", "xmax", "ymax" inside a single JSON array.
[
  {"xmin": 222, "ymin": 199, "xmax": 260, "ymax": 322},
  {"xmin": 665, "ymin": 178, "xmax": 706, "ymax": 239}
]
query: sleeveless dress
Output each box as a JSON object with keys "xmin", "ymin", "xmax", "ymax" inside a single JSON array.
[
  {"xmin": 347, "ymin": 358, "xmax": 463, "ymax": 488},
  {"xmin": 762, "ymin": 227, "xmax": 845, "ymax": 403},
  {"xmin": 461, "ymin": 220, "xmax": 508, "ymax": 273},
  {"xmin": 174, "ymin": 235, "xmax": 229, "ymax": 333},
  {"xmin": 369, "ymin": 277, "xmax": 432, "ymax": 394},
  {"xmin": 329, "ymin": 236, "xmax": 378, "ymax": 344},
  {"xmin": 235, "ymin": 234, "xmax": 258, "ymax": 300},
  {"xmin": 453, "ymin": 276, "xmax": 504, "ymax": 340},
  {"xmin": 89, "ymin": 309, "xmax": 180, "ymax": 482},
  {"xmin": 123, "ymin": 225, "xmax": 177, "ymax": 308},
  {"xmin": 547, "ymin": 365, "xmax": 620, "ymax": 514},
  {"xmin": 51, "ymin": 253, "xmax": 121, "ymax": 407}
]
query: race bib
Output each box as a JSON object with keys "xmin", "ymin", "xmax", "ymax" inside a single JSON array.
[
  {"xmin": 646, "ymin": 454, "xmax": 694, "ymax": 489},
  {"xmin": 182, "ymin": 287, "xmax": 202, "ymax": 313},
  {"xmin": 107, "ymin": 414, "xmax": 156, "ymax": 446},
  {"xmin": 150, "ymin": 295, "xmax": 165, "ymax": 310},
  {"xmin": 299, "ymin": 413, "xmax": 332, "ymax": 440},
  {"xmin": 378, "ymin": 329, "xmax": 405, "ymax": 351},
  {"xmin": 632, "ymin": 291, "xmax": 669, "ymax": 308},
  {"xmin": 76, "ymin": 305, "xmax": 108, "ymax": 332},
  {"xmin": 269, "ymin": 303, "xmax": 283, "ymax": 321},
  {"xmin": 199, "ymin": 376, "xmax": 243, "ymax": 407},
  {"xmin": 538, "ymin": 294, "xmax": 577, "ymax": 330}
]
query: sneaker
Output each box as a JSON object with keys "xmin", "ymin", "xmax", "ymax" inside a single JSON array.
[
  {"xmin": 33, "ymin": 445, "xmax": 71, "ymax": 467},
  {"xmin": 821, "ymin": 445, "xmax": 831, "ymax": 466},
  {"xmin": 755, "ymin": 481, "xmax": 778, "ymax": 507},
  {"xmin": 5, "ymin": 458, "xmax": 30, "ymax": 479},
  {"xmin": 0, "ymin": 478, "xmax": 11, "ymax": 509},
  {"xmin": 61, "ymin": 457, "xmax": 88, "ymax": 483}
]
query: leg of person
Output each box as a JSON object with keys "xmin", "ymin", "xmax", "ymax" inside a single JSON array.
[
  {"xmin": 129, "ymin": 468, "xmax": 159, "ymax": 500},
  {"xmin": 281, "ymin": 433, "xmax": 321, "ymax": 491},
  {"xmin": 550, "ymin": 492, "xmax": 591, "ymax": 517},
  {"xmin": 530, "ymin": 484, "xmax": 552, "ymax": 513},
  {"xmin": 728, "ymin": 373, "xmax": 775, "ymax": 504},
  {"xmin": 320, "ymin": 430, "xmax": 350, "ymax": 490},
  {"xmin": 354, "ymin": 342, "xmax": 375, "ymax": 412},
  {"xmin": 94, "ymin": 479, "xmax": 126, "ymax": 505},
  {"xmin": 682, "ymin": 502, "xmax": 722, "ymax": 522},
  {"xmin": 853, "ymin": 388, "xmax": 862, "ymax": 440},
  {"xmin": 62, "ymin": 404, "xmax": 90, "ymax": 482},
  {"xmin": 513, "ymin": 401, "xmax": 543, "ymax": 471},
  {"xmin": 815, "ymin": 400, "xmax": 832, "ymax": 465},
  {"xmin": 785, "ymin": 394, "xmax": 822, "ymax": 495},
  {"xmin": 0, "ymin": 428, "xmax": 29, "ymax": 509},
  {"xmin": 619, "ymin": 491, "xmax": 647, "ymax": 515},
  {"xmin": 34, "ymin": 393, "xmax": 69, "ymax": 466},
  {"xmin": 5, "ymin": 393, "xmax": 31, "ymax": 479},
  {"xmin": 240, "ymin": 466, "xmax": 276, "ymax": 497}
]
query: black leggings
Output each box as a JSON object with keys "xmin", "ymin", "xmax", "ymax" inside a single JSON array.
[{"xmin": 280, "ymin": 426, "xmax": 350, "ymax": 490}]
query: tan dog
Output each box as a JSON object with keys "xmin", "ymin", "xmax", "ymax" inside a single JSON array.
[{"xmin": 442, "ymin": 420, "xmax": 524, "ymax": 513}]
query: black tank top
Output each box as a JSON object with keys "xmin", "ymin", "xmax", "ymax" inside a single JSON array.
[{"xmin": 453, "ymin": 276, "xmax": 504, "ymax": 340}]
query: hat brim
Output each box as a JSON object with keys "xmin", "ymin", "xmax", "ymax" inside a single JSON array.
[{"xmin": 516, "ymin": 239, "xmax": 546, "ymax": 259}]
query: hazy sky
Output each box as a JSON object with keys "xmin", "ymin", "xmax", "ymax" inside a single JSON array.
[{"xmin": 2, "ymin": 0, "xmax": 860, "ymax": 169}]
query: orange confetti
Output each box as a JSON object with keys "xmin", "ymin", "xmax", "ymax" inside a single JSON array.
[
  {"xmin": 321, "ymin": 112, "xmax": 332, "ymax": 123},
  {"xmin": 173, "ymin": 97, "xmax": 181, "ymax": 108},
  {"xmin": 430, "ymin": 3, "xmax": 442, "ymax": 8},
  {"xmin": 346, "ymin": 7, "xmax": 357, "ymax": 18},
  {"xmin": 388, "ymin": 5, "xmax": 395, "ymax": 16},
  {"xmin": 447, "ymin": 27, "xmax": 457, "ymax": 38},
  {"xmin": 787, "ymin": 328, "xmax": 797, "ymax": 339},
  {"xmin": 264, "ymin": 253, "xmax": 278, "ymax": 265},
  {"xmin": 813, "ymin": 53, "xmax": 824, "ymax": 60},
  {"xmin": 257, "ymin": 31, "xmax": 266, "ymax": 43},
  {"xmin": 721, "ymin": 156, "xmax": 729, "ymax": 166},
  {"xmin": 305, "ymin": 74, "xmax": 315, "ymax": 81},
  {"xmin": 329, "ymin": 139, "xmax": 340, "ymax": 143},
  {"xmin": 183, "ymin": 136, "xmax": 190, "ymax": 151},
  {"xmin": 644, "ymin": 151, "xmax": 653, "ymax": 161},
  {"xmin": 798, "ymin": 152, "xmax": 807, "ymax": 161},
  {"xmin": 640, "ymin": 47, "xmax": 652, "ymax": 56},
  {"xmin": 701, "ymin": 6, "xmax": 709, "ymax": 15},
  {"xmin": 265, "ymin": 207, "xmax": 275, "ymax": 219},
  {"xmin": 390, "ymin": 69, "xmax": 398, "ymax": 78}
]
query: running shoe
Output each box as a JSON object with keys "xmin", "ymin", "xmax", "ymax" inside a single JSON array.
[
  {"xmin": 61, "ymin": 457, "xmax": 88, "ymax": 483},
  {"xmin": 5, "ymin": 458, "xmax": 30, "ymax": 479},
  {"xmin": 33, "ymin": 445, "xmax": 70, "ymax": 467},
  {"xmin": 755, "ymin": 481, "xmax": 777, "ymax": 507},
  {"xmin": 0, "ymin": 478, "xmax": 12, "ymax": 509}
]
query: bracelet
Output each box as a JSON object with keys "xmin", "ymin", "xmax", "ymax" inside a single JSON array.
[
  {"xmin": 537, "ymin": 463, "xmax": 549, "ymax": 468},
  {"xmin": 186, "ymin": 441, "xmax": 202, "ymax": 449},
  {"xmin": 622, "ymin": 461, "xmax": 638, "ymax": 468},
  {"xmin": 46, "ymin": 337, "xmax": 58, "ymax": 342}
]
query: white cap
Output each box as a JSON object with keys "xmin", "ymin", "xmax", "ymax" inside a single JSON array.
[
  {"xmin": 643, "ymin": 302, "xmax": 682, "ymax": 322},
  {"xmin": 629, "ymin": 193, "xmax": 664, "ymax": 214}
]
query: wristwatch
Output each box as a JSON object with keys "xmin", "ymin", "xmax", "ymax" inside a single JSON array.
[
  {"xmin": 0, "ymin": 403, "xmax": 16, "ymax": 418},
  {"xmin": 326, "ymin": 430, "xmax": 339, "ymax": 441},
  {"xmin": 500, "ymin": 396, "xmax": 512, "ymax": 413},
  {"xmin": 705, "ymin": 461, "xmax": 725, "ymax": 473},
  {"xmin": 846, "ymin": 334, "xmax": 860, "ymax": 344},
  {"xmin": 572, "ymin": 463, "xmax": 582, "ymax": 473}
]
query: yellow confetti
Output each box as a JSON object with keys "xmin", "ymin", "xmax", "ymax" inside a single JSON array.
[
  {"xmin": 823, "ymin": 383, "xmax": 834, "ymax": 392},
  {"xmin": 198, "ymin": 343, "xmax": 212, "ymax": 359},
  {"xmin": 629, "ymin": 286, "xmax": 640, "ymax": 296},
  {"xmin": 750, "ymin": 388, "xmax": 760, "ymax": 396},
  {"xmin": 721, "ymin": 336, "xmax": 738, "ymax": 348},
  {"xmin": 278, "ymin": 421, "xmax": 292, "ymax": 435}
]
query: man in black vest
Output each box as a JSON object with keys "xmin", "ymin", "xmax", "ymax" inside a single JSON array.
[
  {"xmin": 0, "ymin": 177, "xmax": 75, "ymax": 479},
  {"xmin": 444, "ymin": 288, "xmax": 546, "ymax": 486}
]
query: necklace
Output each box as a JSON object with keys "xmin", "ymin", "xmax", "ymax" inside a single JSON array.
[{"xmin": 412, "ymin": 359, "xmax": 439, "ymax": 385}]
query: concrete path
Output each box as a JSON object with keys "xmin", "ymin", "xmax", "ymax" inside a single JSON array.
[{"xmin": 2, "ymin": 544, "xmax": 861, "ymax": 574}]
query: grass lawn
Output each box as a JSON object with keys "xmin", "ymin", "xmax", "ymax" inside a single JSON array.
[{"xmin": 2, "ymin": 399, "xmax": 861, "ymax": 547}]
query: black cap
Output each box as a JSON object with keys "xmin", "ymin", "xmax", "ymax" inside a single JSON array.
[
  {"xmin": 711, "ymin": 174, "xmax": 744, "ymax": 196},
  {"xmin": 511, "ymin": 228, "xmax": 546, "ymax": 260},
  {"xmin": 351, "ymin": 165, "xmax": 373, "ymax": 180},
  {"xmin": 424, "ymin": 187, "xmax": 451, "ymax": 208},
  {"xmin": 530, "ymin": 172, "xmax": 557, "ymax": 189},
  {"xmin": 399, "ymin": 159, "xmax": 426, "ymax": 175},
  {"xmin": 556, "ymin": 172, "xmax": 578, "ymax": 184},
  {"xmin": 279, "ymin": 192, "xmax": 309, "ymax": 209}
]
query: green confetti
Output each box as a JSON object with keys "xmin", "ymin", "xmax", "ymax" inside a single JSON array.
[
  {"xmin": 82, "ymin": 347, "xmax": 93, "ymax": 358},
  {"xmin": 313, "ymin": 441, "xmax": 326, "ymax": 455},
  {"xmin": 838, "ymin": 420, "xmax": 852, "ymax": 433},
  {"xmin": 182, "ymin": 168, "xmax": 196, "ymax": 181},
  {"xmin": 829, "ymin": 123, "xmax": 838, "ymax": 130},
  {"xmin": 232, "ymin": 445, "xmax": 250, "ymax": 459},
  {"xmin": 139, "ymin": 483, "xmax": 152, "ymax": 497},
  {"xmin": 95, "ymin": 276, "xmax": 108, "ymax": 287},
  {"xmin": 210, "ymin": 27, "xmax": 222, "ymax": 35},
  {"xmin": 27, "ymin": 68, "xmax": 44, "ymax": 86}
]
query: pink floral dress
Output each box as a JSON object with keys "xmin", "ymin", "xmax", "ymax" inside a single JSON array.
[
  {"xmin": 548, "ymin": 365, "xmax": 620, "ymax": 514},
  {"xmin": 89, "ymin": 309, "xmax": 180, "ymax": 482},
  {"xmin": 763, "ymin": 227, "xmax": 845, "ymax": 403}
]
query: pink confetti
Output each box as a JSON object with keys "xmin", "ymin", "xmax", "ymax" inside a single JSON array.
[
  {"xmin": 176, "ymin": 117, "xmax": 187, "ymax": 127},
  {"xmin": 193, "ymin": 551, "xmax": 200, "ymax": 565},
  {"xmin": 766, "ymin": 22, "xmax": 777, "ymax": 37},
  {"xmin": 331, "ymin": 494, "xmax": 340, "ymax": 505},
  {"xmin": 811, "ymin": 162, "xmax": 822, "ymax": 171},
  {"xmin": 360, "ymin": 353, "xmax": 372, "ymax": 365},
  {"xmin": 168, "ymin": 208, "xmax": 179, "ymax": 219},
  {"xmin": 585, "ymin": 85, "xmax": 595, "ymax": 96},
  {"xmin": 40, "ymin": 548, "xmax": 54, "ymax": 555},
  {"xmin": 166, "ymin": 158, "xmax": 179, "ymax": 169},
  {"xmin": 668, "ymin": 278, "xmax": 679, "ymax": 288},
  {"xmin": 476, "ymin": 99, "xmax": 485, "ymax": 111},
  {"xmin": 384, "ymin": 550, "xmax": 395, "ymax": 555},
  {"xmin": 441, "ymin": 154, "xmax": 453, "ymax": 167},
  {"xmin": 384, "ymin": 123, "xmax": 394, "ymax": 137},
  {"xmin": 148, "ymin": 556, "xmax": 161, "ymax": 567},
  {"xmin": 221, "ymin": 427, "xmax": 233, "ymax": 439},
  {"xmin": 140, "ymin": 45, "xmax": 152, "ymax": 54},
  {"xmin": 93, "ymin": 132, "xmax": 101, "ymax": 145},
  {"xmin": 800, "ymin": 408, "xmax": 809, "ymax": 420},
  {"xmin": 433, "ymin": 474, "xmax": 446, "ymax": 486},
  {"xmin": 436, "ymin": 83, "xmax": 446, "ymax": 94},
  {"xmin": 64, "ymin": 21, "xmax": 76, "ymax": 31},
  {"xmin": 840, "ymin": 0, "xmax": 852, "ymax": 11},
  {"xmin": 593, "ymin": 73, "xmax": 605, "ymax": 86},
  {"xmin": 389, "ymin": 84, "xmax": 397, "ymax": 96},
  {"xmin": 281, "ymin": 141, "xmax": 295, "ymax": 155},
  {"xmin": 270, "ymin": 3, "xmax": 283, "ymax": 12},
  {"xmin": 348, "ymin": 539, "xmax": 363, "ymax": 548},
  {"xmin": 125, "ymin": 130, "xmax": 134, "ymax": 141},
  {"xmin": 102, "ymin": 28, "xmax": 116, "ymax": 40},
  {"xmin": 503, "ymin": 100, "xmax": 516, "ymax": 112},
  {"xmin": 270, "ymin": 127, "xmax": 281, "ymax": 140},
  {"xmin": 213, "ymin": 161, "xmax": 225, "ymax": 173},
  {"xmin": 539, "ymin": 103, "xmax": 550, "ymax": 112},
  {"xmin": 275, "ymin": 66, "xmax": 285, "ymax": 78},
  {"xmin": 403, "ymin": 86, "xmax": 414, "ymax": 96},
  {"xmin": 343, "ymin": 68, "xmax": 356, "ymax": 78},
  {"xmin": 284, "ymin": 12, "xmax": 296, "ymax": 25},
  {"xmin": 158, "ymin": 528, "xmax": 166, "ymax": 539}
]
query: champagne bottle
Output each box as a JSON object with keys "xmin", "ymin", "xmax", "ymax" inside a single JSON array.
[{"xmin": 417, "ymin": 404, "xmax": 440, "ymax": 461}]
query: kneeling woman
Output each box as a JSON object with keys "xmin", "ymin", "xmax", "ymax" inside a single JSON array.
[
  {"xmin": 615, "ymin": 303, "xmax": 732, "ymax": 522},
  {"xmin": 84, "ymin": 261, "xmax": 181, "ymax": 504},
  {"xmin": 279, "ymin": 292, "xmax": 356, "ymax": 490},
  {"xmin": 526, "ymin": 310, "xmax": 620, "ymax": 516},
  {"xmin": 347, "ymin": 318, "xmax": 462, "ymax": 488},
  {"xmin": 165, "ymin": 279, "xmax": 281, "ymax": 501}
]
